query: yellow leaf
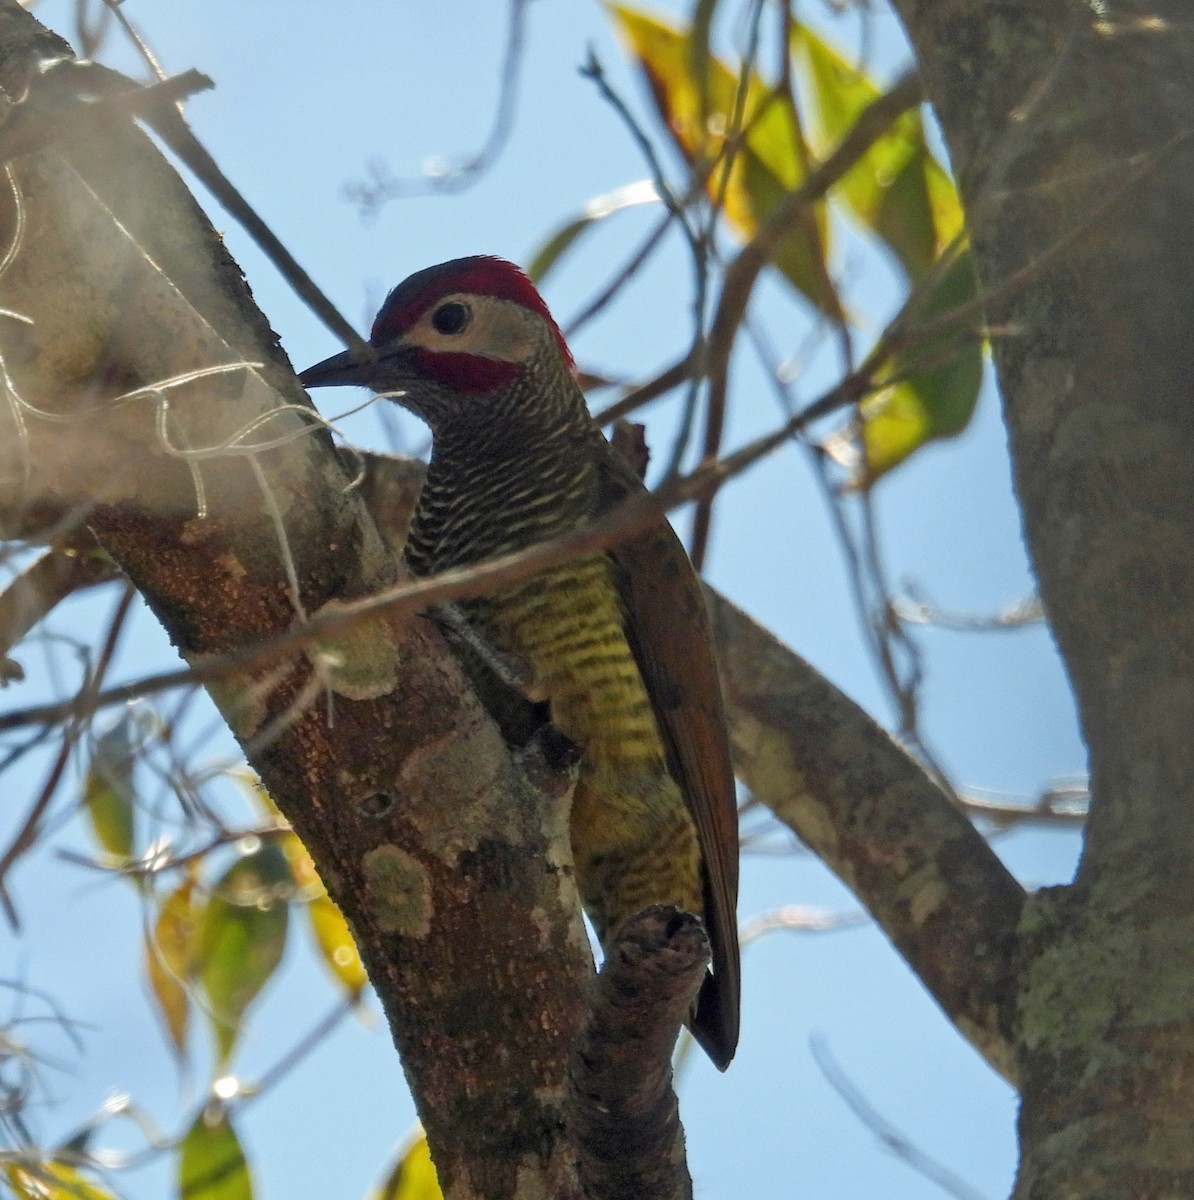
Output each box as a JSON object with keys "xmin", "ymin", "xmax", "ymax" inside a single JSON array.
[
  {"xmin": 4, "ymin": 1161, "xmax": 117, "ymax": 1200},
  {"xmin": 308, "ymin": 892, "xmax": 368, "ymax": 997},
  {"xmin": 145, "ymin": 876, "xmax": 202, "ymax": 1058},
  {"xmin": 371, "ymin": 1128, "xmax": 442, "ymax": 1200},
  {"xmin": 609, "ymin": 3, "xmax": 839, "ymax": 315}
]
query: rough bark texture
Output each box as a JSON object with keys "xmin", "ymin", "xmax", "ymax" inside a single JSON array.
[
  {"xmin": 891, "ymin": 0, "xmax": 1194, "ymax": 1193},
  {"xmin": 570, "ymin": 907, "xmax": 707, "ymax": 1200},
  {"xmin": 19, "ymin": 0, "xmax": 1193, "ymax": 1190},
  {"xmin": 0, "ymin": 8, "xmax": 594, "ymax": 1197},
  {"xmin": 707, "ymin": 591, "xmax": 1024, "ymax": 1081},
  {"xmin": 360, "ymin": 451, "xmax": 1027, "ymax": 1082}
]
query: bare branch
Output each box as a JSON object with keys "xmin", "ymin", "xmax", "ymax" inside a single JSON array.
[
  {"xmin": 319, "ymin": 454, "xmax": 1028, "ymax": 1083},
  {"xmin": 959, "ymin": 783, "xmax": 1088, "ymax": 829},
  {"xmin": 706, "ymin": 590, "xmax": 1024, "ymax": 1082},
  {"xmin": 0, "ymin": 541, "xmax": 117, "ymax": 671},
  {"xmin": 593, "ymin": 355, "xmax": 694, "ymax": 427},
  {"xmin": 570, "ymin": 907, "xmax": 707, "ymax": 1200},
  {"xmin": 345, "ymin": 0, "xmax": 532, "ymax": 213},
  {"xmin": 811, "ymin": 1037, "xmax": 992, "ymax": 1200},
  {"xmin": 0, "ymin": 66, "xmax": 213, "ymax": 165},
  {"xmin": 894, "ymin": 589, "xmax": 1045, "ymax": 632}
]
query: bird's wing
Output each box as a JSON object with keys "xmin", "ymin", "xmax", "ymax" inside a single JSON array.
[{"xmin": 593, "ymin": 438, "xmax": 741, "ymax": 1069}]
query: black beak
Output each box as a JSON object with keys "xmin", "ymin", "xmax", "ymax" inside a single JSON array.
[{"xmin": 298, "ymin": 347, "xmax": 376, "ymax": 390}]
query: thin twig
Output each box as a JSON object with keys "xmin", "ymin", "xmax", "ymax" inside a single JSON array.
[
  {"xmin": 0, "ymin": 583, "xmax": 135, "ymax": 924},
  {"xmin": 582, "ymin": 48, "xmax": 711, "ymax": 497},
  {"xmin": 0, "ymin": 67, "xmax": 213, "ymax": 165},
  {"xmin": 562, "ymin": 208, "xmax": 675, "ymax": 339},
  {"xmin": 592, "ymin": 354, "xmax": 695, "ymax": 426},
  {"xmin": 345, "ymin": 0, "xmax": 532, "ymax": 213},
  {"xmin": 811, "ymin": 1037, "xmax": 992, "ymax": 1200}
]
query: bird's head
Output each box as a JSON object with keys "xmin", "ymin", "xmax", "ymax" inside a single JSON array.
[{"xmin": 299, "ymin": 256, "xmax": 576, "ymax": 431}]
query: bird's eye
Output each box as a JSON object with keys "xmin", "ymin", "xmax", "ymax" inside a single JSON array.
[{"xmin": 431, "ymin": 301, "xmax": 470, "ymax": 336}]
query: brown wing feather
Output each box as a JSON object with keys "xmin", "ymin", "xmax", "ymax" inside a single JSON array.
[{"xmin": 593, "ymin": 440, "xmax": 741, "ymax": 1069}]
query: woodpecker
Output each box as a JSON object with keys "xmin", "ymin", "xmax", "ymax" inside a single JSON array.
[{"xmin": 300, "ymin": 257, "xmax": 740, "ymax": 1068}]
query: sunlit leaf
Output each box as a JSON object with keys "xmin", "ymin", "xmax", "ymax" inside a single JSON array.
[
  {"xmin": 845, "ymin": 250, "xmax": 984, "ymax": 482},
  {"xmin": 371, "ymin": 1128, "xmax": 442, "ymax": 1200},
  {"xmin": 234, "ymin": 769, "xmax": 281, "ymax": 820},
  {"xmin": 789, "ymin": 24, "xmax": 982, "ymax": 476},
  {"xmin": 145, "ymin": 876, "xmax": 202, "ymax": 1058},
  {"xmin": 234, "ymin": 771, "xmax": 366, "ymax": 999},
  {"xmin": 4, "ymin": 1161, "xmax": 118, "ymax": 1200},
  {"xmin": 791, "ymin": 23, "xmax": 964, "ymax": 284},
  {"xmin": 307, "ymin": 893, "xmax": 368, "ymax": 998},
  {"xmin": 279, "ymin": 823, "xmax": 318, "ymax": 894},
  {"xmin": 178, "ymin": 1109, "xmax": 253, "ymax": 1200},
  {"xmin": 279, "ymin": 827, "xmax": 369, "ymax": 998},
  {"xmin": 609, "ymin": 3, "xmax": 840, "ymax": 315},
  {"xmin": 81, "ymin": 717, "xmax": 138, "ymax": 861},
  {"xmin": 735, "ymin": 142, "xmax": 835, "ymax": 315},
  {"xmin": 232, "ymin": 772, "xmax": 302, "ymax": 876},
  {"xmin": 198, "ymin": 843, "xmax": 291, "ymax": 1064},
  {"xmin": 527, "ymin": 181, "xmax": 659, "ymax": 284}
]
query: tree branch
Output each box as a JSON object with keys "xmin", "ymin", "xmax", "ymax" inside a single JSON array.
[
  {"xmin": 706, "ymin": 590, "xmax": 1024, "ymax": 1083},
  {"xmin": 0, "ymin": 7, "xmax": 594, "ymax": 1195},
  {"xmin": 570, "ymin": 907, "xmax": 707, "ymax": 1200},
  {"xmin": 0, "ymin": 539, "xmax": 117, "ymax": 675},
  {"xmin": 892, "ymin": 0, "xmax": 1194, "ymax": 1190},
  {"xmin": 352, "ymin": 451, "xmax": 1026, "ymax": 1083}
]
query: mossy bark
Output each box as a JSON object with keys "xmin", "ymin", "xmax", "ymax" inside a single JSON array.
[{"xmin": 890, "ymin": 1, "xmax": 1194, "ymax": 1192}]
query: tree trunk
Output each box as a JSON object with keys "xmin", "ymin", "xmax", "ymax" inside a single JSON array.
[
  {"xmin": 0, "ymin": 7, "xmax": 593, "ymax": 1196},
  {"xmin": 891, "ymin": 1, "xmax": 1194, "ymax": 1193}
]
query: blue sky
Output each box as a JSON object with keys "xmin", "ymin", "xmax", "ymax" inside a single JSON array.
[{"xmin": 2, "ymin": 2, "xmax": 1086, "ymax": 1197}]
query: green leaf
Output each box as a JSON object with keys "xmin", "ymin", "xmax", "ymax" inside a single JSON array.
[
  {"xmin": 688, "ymin": 0, "xmax": 717, "ymax": 132},
  {"xmin": 145, "ymin": 877, "xmax": 202, "ymax": 1058},
  {"xmin": 736, "ymin": 142, "xmax": 834, "ymax": 314},
  {"xmin": 854, "ymin": 249, "xmax": 984, "ymax": 481},
  {"xmin": 608, "ymin": 3, "xmax": 840, "ymax": 315},
  {"xmin": 82, "ymin": 717, "xmax": 138, "ymax": 861},
  {"xmin": 371, "ymin": 1128, "xmax": 442, "ymax": 1200},
  {"xmin": 178, "ymin": 1109, "xmax": 253, "ymax": 1200},
  {"xmin": 527, "ymin": 181, "xmax": 659, "ymax": 284},
  {"xmin": 791, "ymin": 23, "xmax": 964, "ymax": 284},
  {"xmin": 788, "ymin": 24, "xmax": 981, "ymax": 477},
  {"xmin": 198, "ymin": 842, "xmax": 291, "ymax": 1064},
  {"xmin": 4, "ymin": 1161, "xmax": 118, "ymax": 1200},
  {"xmin": 234, "ymin": 771, "xmax": 367, "ymax": 1000}
]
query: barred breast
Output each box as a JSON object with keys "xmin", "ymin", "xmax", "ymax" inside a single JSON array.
[
  {"xmin": 406, "ymin": 435, "xmax": 706, "ymax": 942},
  {"xmin": 478, "ymin": 555, "xmax": 705, "ymax": 943}
]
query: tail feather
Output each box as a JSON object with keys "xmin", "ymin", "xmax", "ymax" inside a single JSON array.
[{"xmin": 690, "ymin": 968, "xmax": 737, "ymax": 1072}]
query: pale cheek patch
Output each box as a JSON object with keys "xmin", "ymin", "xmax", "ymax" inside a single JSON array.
[{"xmin": 412, "ymin": 294, "xmax": 540, "ymax": 365}]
